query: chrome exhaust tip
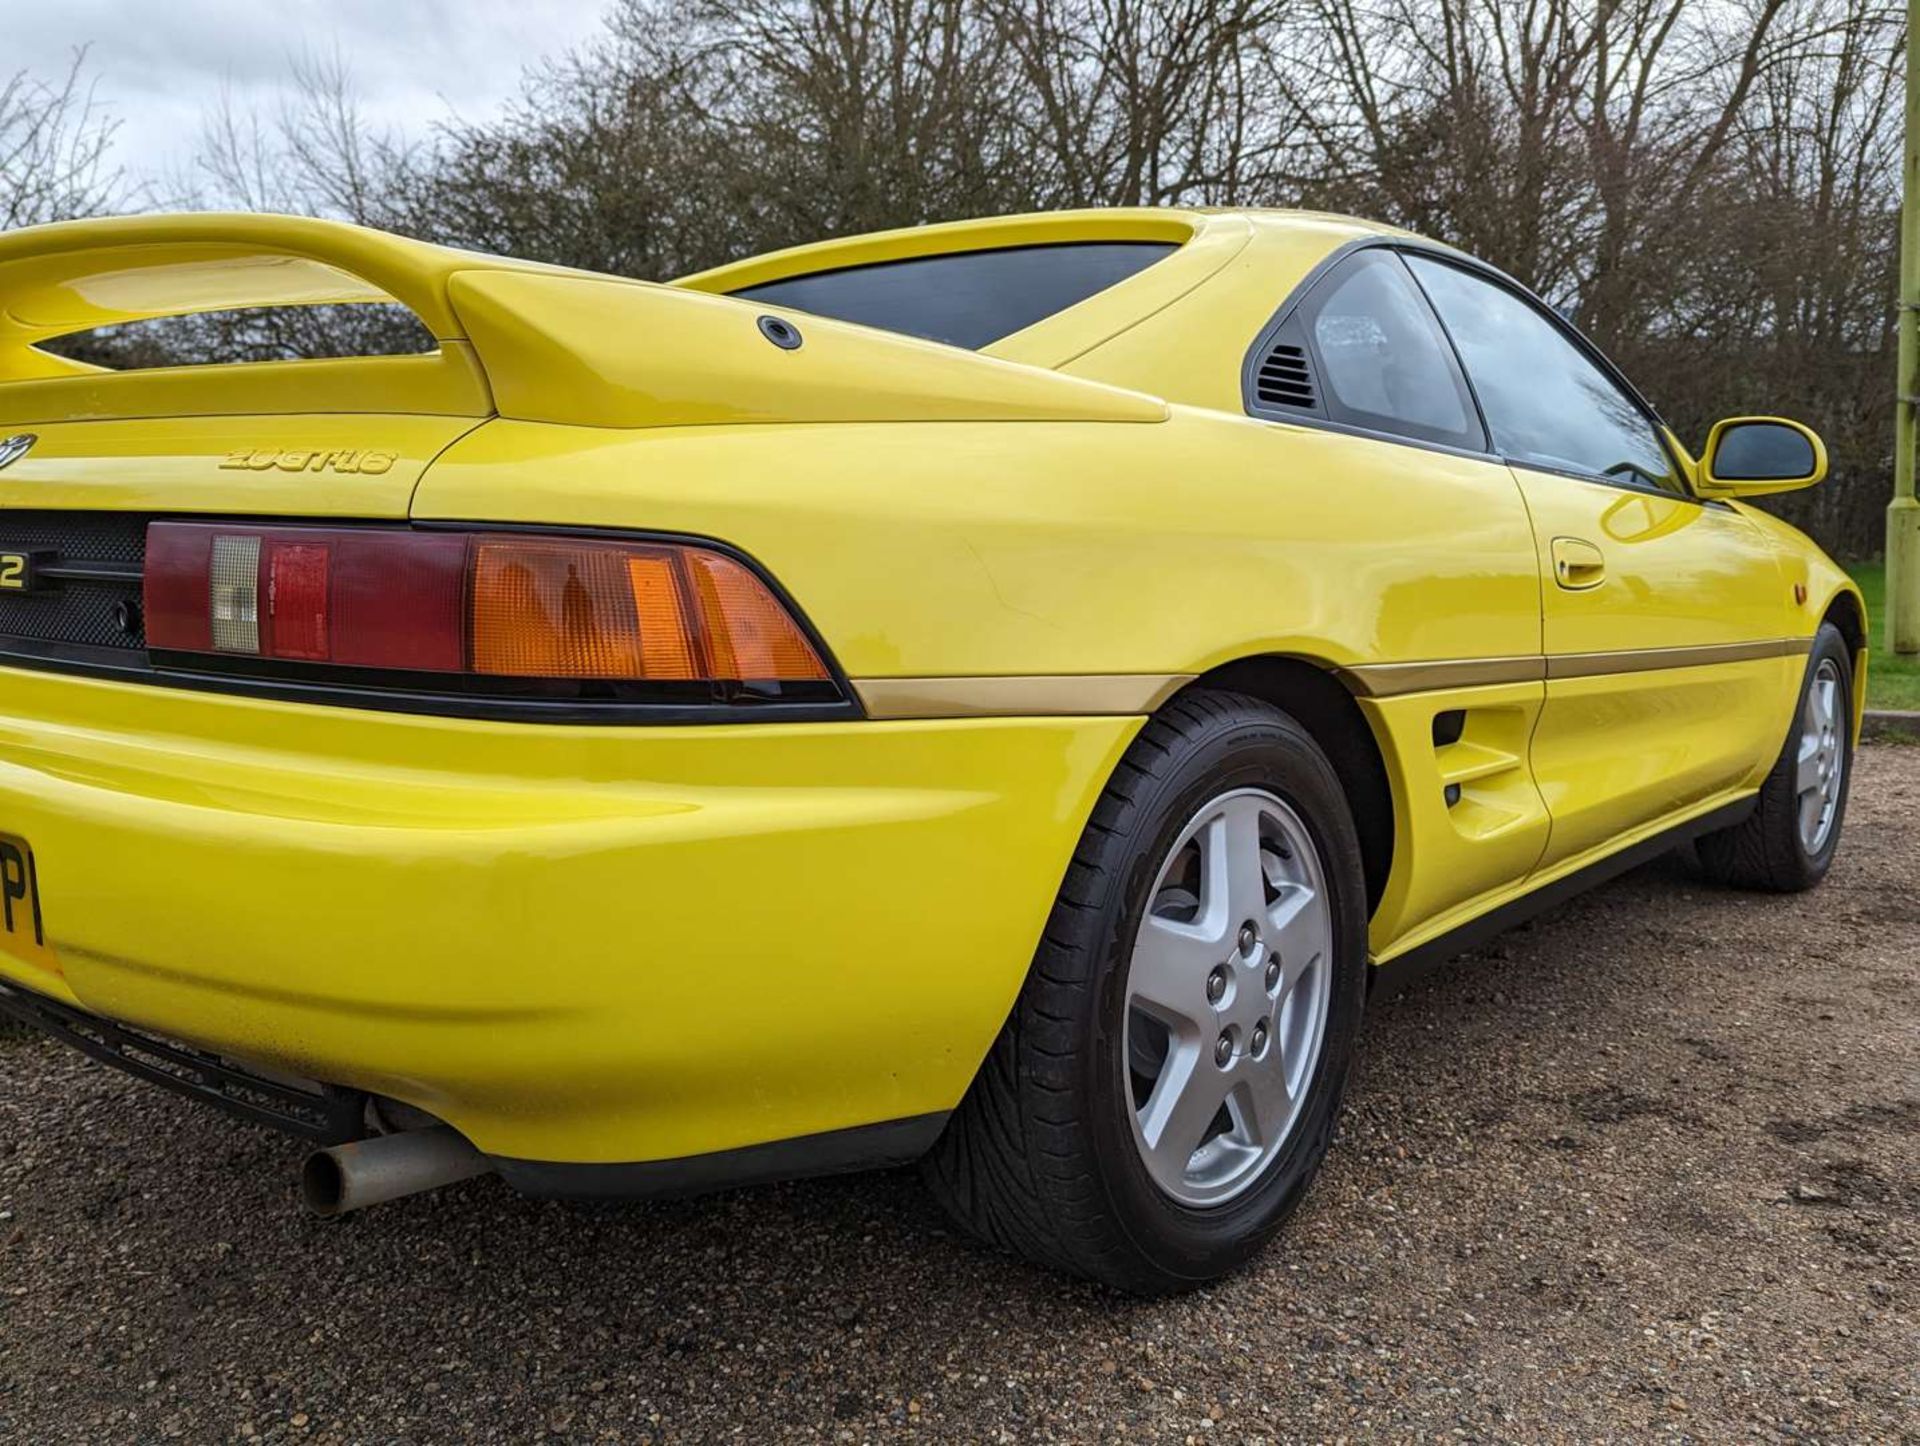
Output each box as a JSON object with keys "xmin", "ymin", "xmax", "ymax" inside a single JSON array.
[{"xmin": 301, "ymin": 1125, "xmax": 491, "ymax": 1218}]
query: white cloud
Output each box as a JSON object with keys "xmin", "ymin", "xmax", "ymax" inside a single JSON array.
[{"xmin": 9, "ymin": 0, "xmax": 613, "ymax": 192}]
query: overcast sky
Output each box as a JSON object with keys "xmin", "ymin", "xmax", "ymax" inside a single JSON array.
[{"xmin": 12, "ymin": 0, "xmax": 614, "ymax": 192}]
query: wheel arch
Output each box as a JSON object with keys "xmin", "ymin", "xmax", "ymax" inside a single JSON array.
[{"xmin": 1165, "ymin": 655, "xmax": 1396, "ymax": 916}]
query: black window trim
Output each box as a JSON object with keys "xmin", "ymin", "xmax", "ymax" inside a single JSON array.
[
  {"xmin": 728, "ymin": 239, "xmax": 1182, "ymax": 353},
  {"xmin": 1241, "ymin": 236, "xmax": 1706, "ymax": 505},
  {"xmin": 1271, "ymin": 247, "xmax": 1490, "ymax": 456}
]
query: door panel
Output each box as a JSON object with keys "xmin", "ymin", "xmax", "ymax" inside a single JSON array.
[
  {"xmin": 1515, "ymin": 470, "xmax": 1794, "ymax": 867},
  {"xmin": 1403, "ymin": 251, "xmax": 1797, "ymax": 870}
]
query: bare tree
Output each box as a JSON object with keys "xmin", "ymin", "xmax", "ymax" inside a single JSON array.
[
  {"xmin": 685, "ymin": 0, "xmax": 1038, "ymax": 237},
  {"xmin": 188, "ymin": 47, "xmax": 406, "ymax": 223},
  {"xmin": 988, "ymin": 0, "xmax": 1302, "ymax": 206},
  {"xmin": 0, "ymin": 47, "xmax": 124, "ymax": 229}
]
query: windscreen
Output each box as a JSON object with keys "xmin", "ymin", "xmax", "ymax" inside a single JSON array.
[{"xmin": 729, "ymin": 242, "xmax": 1176, "ymax": 350}]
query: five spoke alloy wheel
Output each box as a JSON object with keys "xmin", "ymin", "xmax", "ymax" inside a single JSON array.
[{"xmin": 1125, "ymin": 787, "xmax": 1331, "ymax": 1207}]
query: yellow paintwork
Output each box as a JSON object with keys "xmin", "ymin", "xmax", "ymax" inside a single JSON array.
[
  {"xmin": 0, "ymin": 209, "xmax": 1867, "ymax": 1172},
  {"xmin": 0, "ymin": 415, "xmax": 481, "ymax": 517},
  {"xmin": 447, "ymin": 269, "xmax": 1168, "ymax": 429},
  {"xmin": 1511, "ymin": 468, "xmax": 1796, "ymax": 866},
  {"xmin": 0, "ymin": 665, "xmax": 1137, "ymax": 1161}
]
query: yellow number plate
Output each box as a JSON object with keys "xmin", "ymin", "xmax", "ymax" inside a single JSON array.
[{"xmin": 0, "ymin": 832, "xmax": 58, "ymax": 974}]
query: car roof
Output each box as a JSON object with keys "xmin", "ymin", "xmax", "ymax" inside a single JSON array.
[{"xmin": 674, "ymin": 208, "xmax": 1409, "ymax": 293}]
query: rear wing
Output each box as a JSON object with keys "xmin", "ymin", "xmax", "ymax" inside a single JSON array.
[
  {"xmin": 0, "ymin": 212, "xmax": 1166, "ymax": 429},
  {"xmin": 0, "ymin": 213, "xmax": 567, "ymax": 425}
]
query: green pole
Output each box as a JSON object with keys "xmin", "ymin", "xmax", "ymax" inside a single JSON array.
[{"xmin": 1891, "ymin": 0, "xmax": 1920, "ymax": 654}]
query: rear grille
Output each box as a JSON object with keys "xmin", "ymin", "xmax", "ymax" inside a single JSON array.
[{"xmin": 0, "ymin": 510, "xmax": 147, "ymax": 651}]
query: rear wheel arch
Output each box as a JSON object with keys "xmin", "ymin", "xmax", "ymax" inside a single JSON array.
[
  {"xmin": 1166, "ymin": 656, "xmax": 1395, "ymax": 916},
  {"xmin": 927, "ymin": 685, "xmax": 1370, "ymax": 1290}
]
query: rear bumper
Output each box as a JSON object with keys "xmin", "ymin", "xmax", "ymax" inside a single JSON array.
[
  {"xmin": 0, "ymin": 664, "xmax": 1137, "ymax": 1167},
  {"xmin": 0, "ymin": 977, "xmax": 951, "ymax": 1197}
]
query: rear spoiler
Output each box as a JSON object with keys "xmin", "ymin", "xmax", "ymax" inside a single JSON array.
[{"xmin": 0, "ymin": 212, "xmax": 1166, "ymax": 429}]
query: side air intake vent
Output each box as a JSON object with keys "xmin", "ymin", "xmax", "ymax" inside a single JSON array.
[{"xmin": 1254, "ymin": 342, "xmax": 1316, "ymax": 410}]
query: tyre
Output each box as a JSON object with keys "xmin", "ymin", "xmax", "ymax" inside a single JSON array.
[
  {"xmin": 1695, "ymin": 621, "xmax": 1854, "ymax": 892},
  {"xmin": 924, "ymin": 689, "xmax": 1369, "ymax": 1294}
]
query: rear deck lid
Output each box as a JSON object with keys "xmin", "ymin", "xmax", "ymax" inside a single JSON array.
[{"xmin": 0, "ymin": 415, "xmax": 478, "ymax": 518}]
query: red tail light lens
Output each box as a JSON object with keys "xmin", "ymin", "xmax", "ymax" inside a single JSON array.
[
  {"xmin": 143, "ymin": 524, "xmax": 834, "ymax": 697},
  {"xmin": 265, "ymin": 541, "xmax": 330, "ymax": 660}
]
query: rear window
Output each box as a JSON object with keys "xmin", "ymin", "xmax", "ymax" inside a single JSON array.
[{"xmin": 728, "ymin": 242, "xmax": 1176, "ymax": 350}]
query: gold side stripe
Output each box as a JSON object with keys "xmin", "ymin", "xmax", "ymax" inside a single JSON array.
[
  {"xmin": 857, "ymin": 638, "xmax": 1817, "ymax": 717},
  {"xmin": 1544, "ymin": 637, "xmax": 1810, "ymax": 681},
  {"xmin": 854, "ymin": 674, "xmax": 1192, "ymax": 720},
  {"xmin": 1337, "ymin": 656, "xmax": 1543, "ymax": 697},
  {"xmin": 1346, "ymin": 637, "xmax": 1815, "ymax": 698}
]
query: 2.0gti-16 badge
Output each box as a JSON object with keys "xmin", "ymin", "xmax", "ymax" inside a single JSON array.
[{"xmin": 219, "ymin": 448, "xmax": 397, "ymax": 475}]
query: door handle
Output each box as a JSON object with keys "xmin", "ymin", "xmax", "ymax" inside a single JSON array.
[{"xmin": 1551, "ymin": 537, "xmax": 1606, "ymax": 591}]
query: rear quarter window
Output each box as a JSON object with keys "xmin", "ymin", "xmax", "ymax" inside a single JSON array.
[{"xmin": 728, "ymin": 242, "xmax": 1176, "ymax": 350}]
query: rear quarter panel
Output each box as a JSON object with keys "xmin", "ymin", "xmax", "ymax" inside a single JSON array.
[
  {"xmin": 414, "ymin": 409, "xmax": 1549, "ymax": 964},
  {"xmin": 410, "ymin": 409, "xmax": 1540, "ymax": 682}
]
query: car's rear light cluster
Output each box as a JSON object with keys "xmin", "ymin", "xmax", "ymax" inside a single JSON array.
[{"xmin": 143, "ymin": 523, "xmax": 836, "ymax": 706}]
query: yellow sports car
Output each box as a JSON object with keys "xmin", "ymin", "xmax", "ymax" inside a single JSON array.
[{"xmin": 0, "ymin": 208, "xmax": 1862, "ymax": 1293}]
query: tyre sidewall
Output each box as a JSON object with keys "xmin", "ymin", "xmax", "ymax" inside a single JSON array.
[{"xmin": 1790, "ymin": 624, "xmax": 1855, "ymax": 881}]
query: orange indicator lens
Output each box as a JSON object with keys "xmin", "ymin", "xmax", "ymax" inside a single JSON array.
[
  {"xmin": 685, "ymin": 550, "xmax": 830, "ymax": 681},
  {"xmin": 469, "ymin": 538, "xmax": 828, "ymax": 682}
]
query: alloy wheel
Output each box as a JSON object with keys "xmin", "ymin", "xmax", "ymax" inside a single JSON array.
[{"xmin": 1123, "ymin": 787, "xmax": 1333, "ymax": 1207}]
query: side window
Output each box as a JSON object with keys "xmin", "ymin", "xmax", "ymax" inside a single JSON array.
[
  {"xmin": 1405, "ymin": 255, "xmax": 1681, "ymax": 493},
  {"xmin": 1293, "ymin": 250, "xmax": 1485, "ymax": 452}
]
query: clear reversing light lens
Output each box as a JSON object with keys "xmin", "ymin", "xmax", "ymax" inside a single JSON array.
[{"xmin": 208, "ymin": 534, "xmax": 261, "ymax": 653}]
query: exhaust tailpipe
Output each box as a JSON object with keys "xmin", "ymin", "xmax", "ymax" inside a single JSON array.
[{"xmin": 301, "ymin": 1125, "xmax": 491, "ymax": 1218}]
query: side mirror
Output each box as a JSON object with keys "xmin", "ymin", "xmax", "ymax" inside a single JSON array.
[{"xmin": 1697, "ymin": 417, "xmax": 1827, "ymax": 498}]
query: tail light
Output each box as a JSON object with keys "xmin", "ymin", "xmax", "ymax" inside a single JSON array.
[{"xmin": 143, "ymin": 523, "xmax": 839, "ymax": 713}]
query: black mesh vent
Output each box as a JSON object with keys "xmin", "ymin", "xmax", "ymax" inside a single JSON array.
[
  {"xmin": 0, "ymin": 510, "xmax": 148, "ymax": 651},
  {"xmin": 1254, "ymin": 342, "xmax": 1316, "ymax": 410}
]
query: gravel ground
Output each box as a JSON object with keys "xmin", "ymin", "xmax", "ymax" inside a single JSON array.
[{"xmin": 1, "ymin": 748, "xmax": 1915, "ymax": 1444}]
